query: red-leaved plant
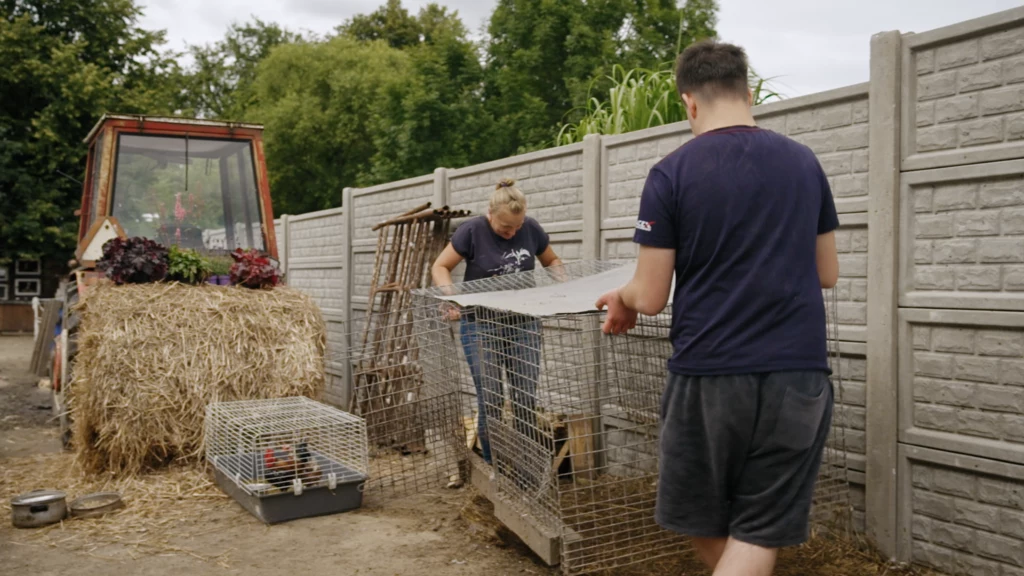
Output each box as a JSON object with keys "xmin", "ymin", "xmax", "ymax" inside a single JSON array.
[
  {"xmin": 97, "ymin": 237, "xmax": 170, "ymax": 284},
  {"xmin": 229, "ymin": 248, "xmax": 281, "ymax": 289}
]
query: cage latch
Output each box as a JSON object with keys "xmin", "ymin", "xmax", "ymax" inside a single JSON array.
[{"xmin": 292, "ymin": 477, "xmax": 303, "ymax": 496}]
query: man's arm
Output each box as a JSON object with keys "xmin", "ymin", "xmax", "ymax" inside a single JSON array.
[
  {"xmin": 619, "ymin": 246, "xmax": 675, "ymax": 315},
  {"xmin": 596, "ymin": 246, "xmax": 675, "ymax": 334},
  {"xmin": 817, "ymin": 231, "xmax": 839, "ymax": 289}
]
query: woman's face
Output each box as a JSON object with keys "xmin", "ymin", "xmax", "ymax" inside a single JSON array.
[{"xmin": 488, "ymin": 208, "xmax": 526, "ymax": 240}]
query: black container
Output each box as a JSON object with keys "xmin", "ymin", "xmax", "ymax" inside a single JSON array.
[{"xmin": 212, "ymin": 452, "xmax": 367, "ymax": 524}]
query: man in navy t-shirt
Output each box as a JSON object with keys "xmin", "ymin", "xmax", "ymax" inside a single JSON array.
[{"xmin": 597, "ymin": 40, "xmax": 840, "ymax": 576}]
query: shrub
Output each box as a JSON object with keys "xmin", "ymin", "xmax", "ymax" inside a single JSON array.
[
  {"xmin": 229, "ymin": 248, "xmax": 281, "ymax": 289},
  {"xmin": 167, "ymin": 246, "xmax": 213, "ymax": 284},
  {"xmin": 97, "ymin": 237, "xmax": 170, "ymax": 285}
]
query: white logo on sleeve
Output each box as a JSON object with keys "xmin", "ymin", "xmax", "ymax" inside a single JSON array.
[{"xmin": 636, "ymin": 220, "xmax": 655, "ymax": 232}]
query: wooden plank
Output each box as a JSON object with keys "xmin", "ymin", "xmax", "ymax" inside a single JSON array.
[
  {"xmin": 469, "ymin": 452, "xmax": 495, "ymax": 502},
  {"xmin": 492, "ymin": 495, "xmax": 561, "ymax": 566},
  {"xmin": 567, "ymin": 417, "xmax": 596, "ymax": 481}
]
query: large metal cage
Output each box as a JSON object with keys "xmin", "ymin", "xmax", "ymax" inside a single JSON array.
[{"xmin": 415, "ymin": 260, "xmax": 851, "ymax": 575}]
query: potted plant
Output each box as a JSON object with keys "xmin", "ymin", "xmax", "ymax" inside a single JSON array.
[
  {"xmin": 167, "ymin": 246, "xmax": 213, "ymax": 285},
  {"xmin": 207, "ymin": 256, "xmax": 233, "ymax": 286},
  {"xmin": 229, "ymin": 249, "xmax": 282, "ymax": 289},
  {"xmin": 97, "ymin": 237, "xmax": 169, "ymax": 285}
]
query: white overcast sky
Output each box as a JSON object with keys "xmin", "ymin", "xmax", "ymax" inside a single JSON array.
[{"xmin": 138, "ymin": 0, "xmax": 1023, "ymax": 98}]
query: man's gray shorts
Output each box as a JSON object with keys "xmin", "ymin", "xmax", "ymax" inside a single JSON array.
[{"xmin": 656, "ymin": 370, "xmax": 833, "ymax": 548}]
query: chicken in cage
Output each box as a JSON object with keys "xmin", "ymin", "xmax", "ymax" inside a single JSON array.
[{"xmin": 205, "ymin": 396, "xmax": 370, "ymax": 524}]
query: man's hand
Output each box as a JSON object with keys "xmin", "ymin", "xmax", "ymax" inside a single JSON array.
[{"xmin": 596, "ymin": 289, "xmax": 638, "ymax": 335}]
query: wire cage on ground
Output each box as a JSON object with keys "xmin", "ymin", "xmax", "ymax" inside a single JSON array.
[
  {"xmin": 341, "ymin": 305, "xmax": 468, "ymax": 498},
  {"xmin": 204, "ymin": 396, "xmax": 369, "ymax": 524},
  {"xmin": 340, "ymin": 204, "xmax": 471, "ymax": 499},
  {"xmin": 416, "ymin": 260, "xmax": 852, "ymax": 575}
]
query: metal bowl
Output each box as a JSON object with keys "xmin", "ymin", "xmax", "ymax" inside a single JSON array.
[
  {"xmin": 11, "ymin": 489, "xmax": 68, "ymax": 528},
  {"xmin": 69, "ymin": 492, "xmax": 125, "ymax": 519}
]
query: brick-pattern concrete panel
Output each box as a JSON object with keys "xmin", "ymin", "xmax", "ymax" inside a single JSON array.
[
  {"xmin": 910, "ymin": 461, "xmax": 1024, "ymax": 575},
  {"xmin": 350, "ymin": 178, "xmax": 434, "ymax": 243},
  {"xmin": 604, "ymin": 131, "xmax": 691, "ymax": 221},
  {"xmin": 351, "ymin": 249, "xmax": 377, "ymax": 304},
  {"xmin": 448, "ymin": 149, "xmax": 584, "ymax": 228},
  {"xmin": 757, "ymin": 97, "xmax": 871, "ymax": 214},
  {"xmin": 600, "ymin": 90, "xmax": 869, "ymax": 233},
  {"xmin": 908, "ymin": 322, "xmax": 1024, "ymax": 448},
  {"xmin": 909, "ymin": 23, "xmax": 1024, "ymax": 167},
  {"xmin": 289, "ymin": 212, "xmax": 345, "ymax": 260},
  {"xmin": 834, "ymin": 221, "xmax": 869, "ymax": 341},
  {"xmin": 906, "ymin": 173, "xmax": 1024, "ymax": 307},
  {"xmin": 287, "ymin": 267, "xmax": 345, "ymax": 314}
]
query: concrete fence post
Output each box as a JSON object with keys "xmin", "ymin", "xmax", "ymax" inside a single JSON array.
[
  {"xmin": 279, "ymin": 214, "xmax": 290, "ymax": 275},
  {"xmin": 582, "ymin": 134, "xmax": 602, "ymax": 261},
  {"xmin": 865, "ymin": 29, "xmax": 903, "ymax": 560},
  {"xmin": 433, "ymin": 167, "xmax": 449, "ymax": 208},
  {"xmin": 341, "ymin": 187, "xmax": 355, "ymax": 408}
]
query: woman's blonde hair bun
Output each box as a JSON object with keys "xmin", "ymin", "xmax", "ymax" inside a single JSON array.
[{"xmin": 490, "ymin": 178, "xmax": 527, "ymax": 215}]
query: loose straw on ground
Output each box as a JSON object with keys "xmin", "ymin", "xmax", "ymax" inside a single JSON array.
[{"xmin": 1, "ymin": 453, "xmax": 235, "ymax": 567}]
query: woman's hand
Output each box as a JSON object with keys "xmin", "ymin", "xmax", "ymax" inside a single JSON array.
[
  {"xmin": 595, "ymin": 289, "xmax": 638, "ymax": 335},
  {"xmin": 440, "ymin": 301, "xmax": 462, "ymax": 321}
]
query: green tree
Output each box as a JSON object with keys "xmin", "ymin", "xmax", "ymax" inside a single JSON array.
[
  {"xmin": 0, "ymin": 0, "xmax": 183, "ymax": 263},
  {"xmin": 184, "ymin": 18, "xmax": 302, "ymax": 119},
  {"xmin": 337, "ymin": 0, "xmax": 422, "ymax": 49},
  {"xmin": 351, "ymin": 4, "xmax": 498, "ymax": 181},
  {"xmin": 245, "ymin": 37, "xmax": 415, "ymax": 215},
  {"xmin": 483, "ymin": 0, "xmax": 718, "ymax": 155}
]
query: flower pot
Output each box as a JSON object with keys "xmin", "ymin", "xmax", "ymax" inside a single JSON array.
[
  {"xmin": 206, "ymin": 276, "xmax": 220, "ymax": 285},
  {"xmin": 217, "ymin": 275, "xmax": 232, "ymax": 286}
]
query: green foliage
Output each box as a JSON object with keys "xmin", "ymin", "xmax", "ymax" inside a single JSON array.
[
  {"xmin": 167, "ymin": 245, "xmax": 213, "ymax": 284},
  {"xmin": 245, "ymin": 37, "xmax": 414, "ymax": 215},
  {"xmin": 207, "ymin": 255, "xmax": 233, "ymax": 276},
  {"xmin": 0, "ymin": 0, "xmax": 184, "ymax": 263},
  {"xmin": 556, "ymin": 65, "xmax": 783, "ymax": 146},
  {"xmin": 484, "ymin": 0, "xmax": 718, "ymax": 155},
  {"xmin": 183, "ymin": 18, "xmax": 302, "ymax": 119},
  {"xmin": 2, "ymin": 0, "xmax": 733, "ymax": 261}
]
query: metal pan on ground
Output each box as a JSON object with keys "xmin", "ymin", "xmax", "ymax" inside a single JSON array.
[
  {"xmin": 11, "ymin": 489, "xmax": 68, "ymax": 528},
  {"xmin": 69, "ymin": 492, "xmax": 125, "ymax": 519}
]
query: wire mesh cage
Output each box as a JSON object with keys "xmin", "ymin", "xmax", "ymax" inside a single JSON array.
[
  {"xmin": 812, "ymin": 286, "xmax": 853, "ymax": 537},
  {"xmin": 415, "ymin": 260, "xmax": 852, "ymax": 575},
  {"xmin": 341, "ymin": 304, "xmax": 468, "ymax": 498},
  {"xmin": 205, "ymin": 396, "xmax": 369, "ymax": 523},
  {"xmin": 339, "ymin": 204, "xmax": 471, "ymax": 498}
]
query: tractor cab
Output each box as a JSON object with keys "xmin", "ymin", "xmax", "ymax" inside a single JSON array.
[{"xmin": 75, "ymin": 115, "xmax": 278, "ymax": 272}]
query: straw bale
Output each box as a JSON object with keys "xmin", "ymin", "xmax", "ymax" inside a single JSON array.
[{"xmin": 69, "ymin": 283, "xmax": 326, "ymax": 475}]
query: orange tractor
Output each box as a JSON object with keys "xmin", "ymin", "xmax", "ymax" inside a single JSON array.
[{"xmin": 53, "ymin": 115, "xmax": 280, "ymax": 447}]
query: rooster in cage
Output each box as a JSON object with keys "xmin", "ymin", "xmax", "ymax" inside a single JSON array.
[{"xmin": 262, "ymin": 441, "xmax": 322, "ymax": 491}]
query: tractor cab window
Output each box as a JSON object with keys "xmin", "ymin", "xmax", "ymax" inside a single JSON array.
[{"xmin": 110, "ymin": 134, "xmax": 266, "ymax": 255}]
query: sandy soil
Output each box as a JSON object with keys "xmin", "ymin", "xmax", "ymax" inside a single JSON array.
[{"xmin": 0, "ymin": 334, "xmax": 935, "ymax": 576}]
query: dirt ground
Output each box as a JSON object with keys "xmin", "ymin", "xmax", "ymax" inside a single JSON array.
[{"xmin": 0, "ymin": 334, "xmax": 932, "ymax": 575}]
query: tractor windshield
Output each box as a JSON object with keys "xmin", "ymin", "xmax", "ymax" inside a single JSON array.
[{"xmin": 109, "ymin": 134, "xmax": 266, "ymax": 254}]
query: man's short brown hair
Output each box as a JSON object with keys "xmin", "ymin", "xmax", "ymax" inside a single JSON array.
[{"xmin": 675, "ymin": 40, "xmax": 749, "ymax": 102}]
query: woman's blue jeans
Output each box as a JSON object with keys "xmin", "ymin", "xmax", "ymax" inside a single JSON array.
[{"xmin": 459, "ymin": 316, "xmax": 541, "ymax": 465}]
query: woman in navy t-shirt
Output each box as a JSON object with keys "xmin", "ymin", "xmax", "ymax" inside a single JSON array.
[{"xmin": 431, "ymin": 178, "xmax": 563, "ymax": 465}]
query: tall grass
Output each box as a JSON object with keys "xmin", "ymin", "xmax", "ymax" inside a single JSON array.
[{"xmin": 555, "ymin": 65, "xmax": 782, "ymax": 146}]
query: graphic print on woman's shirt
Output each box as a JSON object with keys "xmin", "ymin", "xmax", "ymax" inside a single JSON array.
[
  {"xmin": 450, "ymin": 216, "xmax": 550, "ymax": 283},
  {"xmin": 490, "ymin": 248, "xmax": 533, "ymax": 276}
]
